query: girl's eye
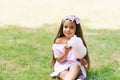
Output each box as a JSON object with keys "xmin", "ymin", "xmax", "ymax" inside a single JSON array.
[
  {"xmin": 70, "ymin": 26, "xmax": 74, "ymax": 29},
  {"xmin": 64, "ymin": 26, "xmax": 68, "ymax": 28}
]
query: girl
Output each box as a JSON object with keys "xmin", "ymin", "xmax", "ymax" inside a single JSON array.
[{"xmin": 50, "ymin": 15, "xmax": 90, "ymax": 80}]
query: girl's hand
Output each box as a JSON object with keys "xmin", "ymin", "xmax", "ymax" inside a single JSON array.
[
  {"xmin": 56, "ymin": 45, "xmax": 72, "ymax": 63},
  {"xmin": 64, "ymin": 45, "xmax": 72, "ymax": 53},
  {"xmin": 78, "ymin": 58, "xmax": 87, "ymax": 66}
]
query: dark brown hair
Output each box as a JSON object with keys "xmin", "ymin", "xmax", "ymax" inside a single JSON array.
[{"xmin": 51, "ymin": 19, "xmax": 90, "ymax": 70}]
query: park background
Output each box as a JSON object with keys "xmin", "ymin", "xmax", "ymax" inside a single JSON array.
[{"xmin": 0, "ymin": 0, "xmax": 120, "ymax": 80}]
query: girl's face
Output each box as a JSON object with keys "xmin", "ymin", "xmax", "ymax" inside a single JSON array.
[{"xmin": 63, "ymin": 20, "xmax": 76, "ymax": 39}]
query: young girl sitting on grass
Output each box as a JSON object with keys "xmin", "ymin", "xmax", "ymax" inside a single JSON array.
[{"xmin": 50, "ymin": 15, "xmax": 90, "ymax": 80}]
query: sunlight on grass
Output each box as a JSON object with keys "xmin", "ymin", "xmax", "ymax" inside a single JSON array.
[{"xmin": 0, "ymin": 25, "xmax": 120, "ymax": 80}]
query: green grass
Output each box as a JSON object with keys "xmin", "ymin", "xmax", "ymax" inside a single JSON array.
[
  {"xmin": 85, "ymin": 29, "xmax": 120, "ymax": 80},
  {"xmin": 0, "ymin": 25, "xmax": 120, "ymax": 80}
]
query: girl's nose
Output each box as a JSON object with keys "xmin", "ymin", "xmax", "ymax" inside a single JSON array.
[{"xmin": 67, "ymin": 28, "xmax": 70, "ymax": 31}]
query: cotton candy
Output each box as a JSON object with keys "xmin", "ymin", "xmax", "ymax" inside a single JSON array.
[{"xmin": 68, "ymin": 35, "xmax": 86, "ymax": 58}]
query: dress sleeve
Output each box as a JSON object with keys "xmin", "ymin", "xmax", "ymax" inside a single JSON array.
[{"xmin": 52, "ymin": 45, "xmax": 62, "ymax": 58}]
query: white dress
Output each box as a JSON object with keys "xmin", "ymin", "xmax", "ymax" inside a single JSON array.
[{"xmin": 50, "ymin": 44, "xmax": 86, "ymax": 79}]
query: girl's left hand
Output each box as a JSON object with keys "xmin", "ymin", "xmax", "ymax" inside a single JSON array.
[{"xmin": 78, "ymin": 58, "xmax": 87, "ymax": 66}]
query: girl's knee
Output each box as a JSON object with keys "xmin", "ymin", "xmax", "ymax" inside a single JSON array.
[
  {"xmin": 72, "ymin": 64, "xmax": 80, "ymax": 69},
  {"xmin": 71, "ymin": 64, "xmax": 81, "ymax": 74}
]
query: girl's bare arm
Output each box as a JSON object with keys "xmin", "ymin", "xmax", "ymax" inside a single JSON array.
[{"xmin": 56, "ymin": 46, "xmax": 72, "ymax": 63}]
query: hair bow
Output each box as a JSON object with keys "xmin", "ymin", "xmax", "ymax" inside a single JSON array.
[{"xmin": 64, "ymin": 15, "xmax": 80, "ymax": 24}]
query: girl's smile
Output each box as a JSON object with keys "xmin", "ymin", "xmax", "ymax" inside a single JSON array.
[
  {"xmin": 63, "ymin": 20, "xmax": 76, "ymax": 39},
  {"xmin": 51, "ymin": 15, "xmax": 90, "ymax": 80}
]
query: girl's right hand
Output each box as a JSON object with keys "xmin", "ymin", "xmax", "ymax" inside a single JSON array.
[
  {"xmin": 56, "ymin": 45, "xmax": 72, "ymax": 63},
  {"xmin": 64, "ymin": 45, "xmax": 72, "ymax": 53}
]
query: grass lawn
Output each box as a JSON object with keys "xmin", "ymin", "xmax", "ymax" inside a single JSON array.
[{"xmin": 0, "ymin": 25, "xmax": 120, "ymax": 80}]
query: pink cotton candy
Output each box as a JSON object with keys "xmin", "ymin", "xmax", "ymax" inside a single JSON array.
[{"xmin": 68, "ymin": 35, "xmax": 86, "ymax": 58}]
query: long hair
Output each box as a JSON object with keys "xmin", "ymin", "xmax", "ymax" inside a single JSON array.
[{"xmin": 50, "ymin": 19, "xmax": 90, "ymax": 70}]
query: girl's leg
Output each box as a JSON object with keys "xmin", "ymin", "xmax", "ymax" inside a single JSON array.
[
  {"xmin": 64, "ymin": 64, "xmax": 81, "ymax": 80},
  {"xmin": 59, "ymin": 69, "xmax": 69, "ymax": 80}
]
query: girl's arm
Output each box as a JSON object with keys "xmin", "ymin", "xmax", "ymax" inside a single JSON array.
[{"xmin": 56, "ymin": 46, "xmax": 72, "ymax": 63}]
